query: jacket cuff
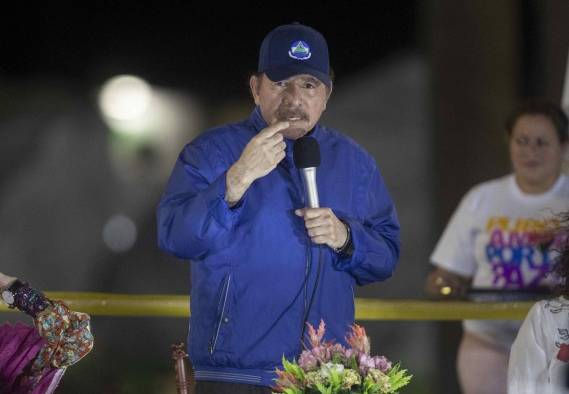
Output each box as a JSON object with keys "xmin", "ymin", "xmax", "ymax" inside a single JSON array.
[
  {"xmin": 206, "ymin": 172, "xmax": 247, "ymax": 231},
  {"xmin": 332, "ymin": 217, "xmax": 363, "ymax": 270}
]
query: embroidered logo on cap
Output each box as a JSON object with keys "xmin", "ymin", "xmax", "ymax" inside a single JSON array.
[{"xmin": 288, "ymin": 41, "xmax": 311, "ymax": 60}]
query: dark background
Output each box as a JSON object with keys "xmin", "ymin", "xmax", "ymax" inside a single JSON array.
[{"xmin": 1, "ymin": 3, "xmax": 418, "ymax": 100}]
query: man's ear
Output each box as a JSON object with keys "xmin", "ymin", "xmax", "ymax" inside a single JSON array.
[
  {"xmin": 323, "ymin": 82, "xmax": 333, "ymax": 111},
  {"xmin": 250, "ymin": 75, "xmax": 261, "ymax": 106},
  {"xmin": 326, "ymin": 82, "xmax": 333, "ymax": 100}
]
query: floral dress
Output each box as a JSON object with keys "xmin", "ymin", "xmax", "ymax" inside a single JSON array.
[{"xmin": 0, "ymin": 300, "xmax": 94, "ymax": 393}]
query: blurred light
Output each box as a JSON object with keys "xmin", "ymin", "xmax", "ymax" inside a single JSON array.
[
  {"xmin": 102, "ymin": 214, "xmax": 137, "ymax": 253},
  {"xmin": 99, "ymin": 75, "xmax": 153, "ymax": 123},
  {"xmin": 102, "ymin": 85, "xmax": 204, "ymax": 183},
  {"xmin": 440, "ymin": 286, "xmax": 452, "ymax": 296}
]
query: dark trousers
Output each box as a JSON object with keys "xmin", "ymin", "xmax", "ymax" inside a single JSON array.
[{"xmin": 194, "ymin": 380, "xmax": 273, "ymax": 394}]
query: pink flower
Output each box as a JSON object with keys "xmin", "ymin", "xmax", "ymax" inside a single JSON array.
[
  {"xmin": 274, "ymin": 370, "xmax": 300, "ymax": 390},
  {"xmin": 330, "ymin": 343, "xmax": 346, "ymax": 357},
  {"xmin": 306, "ymin": 320, "xmax": 326, "ymax": 348},
  {"xmin": 311, "ymin": 345, "xmax": 332, "ymax": 362},
  {"xmin": 346, "ymin": 324, "xmax": 371, "ymax": 355},
  {"xmin": 298, "ymin": 350, "xmax": 318, "ymax": 371}
]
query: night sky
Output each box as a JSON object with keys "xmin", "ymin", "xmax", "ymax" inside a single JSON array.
[{"xmin": 2, "ymin": 4, "xmax": 419, "ymax": 100}]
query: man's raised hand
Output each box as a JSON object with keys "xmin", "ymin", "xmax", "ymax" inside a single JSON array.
[{"xmin": 225, "ymin": 121, "xmax": 289, "ymax": 206}]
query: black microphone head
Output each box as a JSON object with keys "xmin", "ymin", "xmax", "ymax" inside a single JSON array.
[{"xmin": 293, "ymin": 136, "xmax": 321, "ymax": 168}]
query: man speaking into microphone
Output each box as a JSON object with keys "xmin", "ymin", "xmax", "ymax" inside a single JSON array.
[{"xmin": 157, "ymin": 22, "xmax": 400, "ymax": 394}]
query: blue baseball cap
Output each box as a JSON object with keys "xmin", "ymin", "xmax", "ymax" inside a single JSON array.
[{"xmin": 258, "ymin": 23, "xmax": 331, "ymax": 87}]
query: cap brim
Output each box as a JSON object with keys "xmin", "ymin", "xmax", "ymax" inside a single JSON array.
[{"xmin": 265, "ymin": 64, "xmax": 331, "ymax": 87}]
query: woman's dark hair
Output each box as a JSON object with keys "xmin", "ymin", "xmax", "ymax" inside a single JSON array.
[
  {"xmin": 505, "ymin": 99, "xmax": 569, "ymax": 144},
  {"xmin": 554, "ymin": 213, "xmax": 569, "ymax": 297}
]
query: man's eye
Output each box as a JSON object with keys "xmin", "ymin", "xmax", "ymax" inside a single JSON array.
[
  {"xmin": 516, "ymin": 137, "xmax": 529, "ymax": 146},
  {"xmin": 302, "ymin": 81, "xmax": 319, "ymax": 89},
  {"xmin": 274, "ymin": 81, "xmax": 287, "ymax": 87}
]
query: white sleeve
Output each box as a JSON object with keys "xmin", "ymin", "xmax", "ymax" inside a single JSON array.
[
  {"xmin": 507, "ymin": 302, "xmax": 547, "ymax": 394},
  {"xmin": 430, "ymin": 189, "xmax": 478, "ymax": 277}
]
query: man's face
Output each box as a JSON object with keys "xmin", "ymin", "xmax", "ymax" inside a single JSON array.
[{"xmin": 250, "ymin": 73, "xmax": 331, "ymax": 140}]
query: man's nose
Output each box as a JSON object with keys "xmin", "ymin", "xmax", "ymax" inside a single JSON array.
[{"xmin": 282, "ymin": 84, "xmax": 302, "ymax": 105}]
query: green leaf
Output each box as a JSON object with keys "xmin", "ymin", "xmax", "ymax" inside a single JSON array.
[
  {"xmin": 361, "ymin": 377, "xmax": 381, "ymax": 394},
  {"xmin": 315, "ymin": 382, "xmax": 332, "ymax": 394},
  {"xmin": 282, "ymin": 389, "xmax": 301, "ymax": 394},
  {"xmin": 329, "ymin": 369, "xmax": 342, "ymax": 388},
  {"xmin": 281, "ymin": 356, "xmax": 306, "ymax": 381},
  {"xmin": 331, "ymin": 352, "xmax": 343, "ymax": 364},
  {"xmin": 348, "ymin": 355, "xmax": 358, "ymax": 371},
  {"xmin": 387, "ymin": 363, "xmax": 413, "ymax": 392}
]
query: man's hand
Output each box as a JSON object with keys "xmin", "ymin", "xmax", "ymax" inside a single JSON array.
[
  {"xmin": 225, "ymin": 121, "xmax": 289, "ymax": 206},
  {"xmin": 295, "ymin": 208, "xmax": 348, "ymax": 250}
]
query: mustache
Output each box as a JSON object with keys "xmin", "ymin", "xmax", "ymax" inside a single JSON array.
[{"xmin": 275, "ymin": 106, "xmax": 309, "ymax": 122}]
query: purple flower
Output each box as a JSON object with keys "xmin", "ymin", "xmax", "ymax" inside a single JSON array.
[
  {"xmin": 358, "ymin": 353, "xmax": 376, "ymax": 375},
  {"xmin": 373, "ymin": 356, "xmax": 392, "ymax": 373},
  {"xmin": 299, "ymin": 350, "xmax": 318, "ymax": 371},
  {"xmin": 344, "ymin": 348, "xmax": 357, "ymax": 360}
]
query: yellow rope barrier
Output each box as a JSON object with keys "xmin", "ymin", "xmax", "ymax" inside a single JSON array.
[
  {"xmin": 0, "ymin": 292, "xmax": 536, "ymax": 320},
  {"xmin": 355, "ymin": 298, "xmax": 534, "ymax": 320}
]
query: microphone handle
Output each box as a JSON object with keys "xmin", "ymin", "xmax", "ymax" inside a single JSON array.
[{"xmin": 301, "ymin": 167, "xmax": 319, "ymax": 208}]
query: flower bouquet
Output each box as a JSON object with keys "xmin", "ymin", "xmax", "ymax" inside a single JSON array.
[{"xmin": 273, "ymin": 321, "xmax": 412, "ymax": 394}]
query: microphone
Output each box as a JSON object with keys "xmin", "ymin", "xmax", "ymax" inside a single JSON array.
[{"xmin": 293, "ymin": 136, "xmax": 321, "ymax": 208}]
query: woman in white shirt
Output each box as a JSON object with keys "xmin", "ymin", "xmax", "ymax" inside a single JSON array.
[
  {"xmin": 426, "ymin": 99, "xmax": 569, "ymax": 394},
  {"xmin": 508, "ymin": 216, "xmax": 569, "ymax": 394}
]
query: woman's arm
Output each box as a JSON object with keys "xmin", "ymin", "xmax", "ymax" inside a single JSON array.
[{"xmin": 0, "ymin": 272, "xmax": 17, "ymax": 290}]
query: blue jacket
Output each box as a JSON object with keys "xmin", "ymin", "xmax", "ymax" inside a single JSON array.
[{"xmin": 157, "ymin": 108, "xmax": 400, "ymax": 387}]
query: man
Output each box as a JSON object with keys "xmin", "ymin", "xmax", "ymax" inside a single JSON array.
[{"xmin": 157, "ymin": 22, "xmax": 400, "ymax": 394}]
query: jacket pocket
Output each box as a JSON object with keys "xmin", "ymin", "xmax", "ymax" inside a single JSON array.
[{"xmin": 208, "ymin": 274, "xmax": 232, "ymax": 354}]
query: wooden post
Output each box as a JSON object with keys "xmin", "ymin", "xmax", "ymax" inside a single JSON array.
[{"xmin": 172, "ymin": 342, "xmax": 194, "ymax": 394}]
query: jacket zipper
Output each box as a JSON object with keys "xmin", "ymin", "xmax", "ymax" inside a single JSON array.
[{"xmin": 209, "ymin": 275, "xmax": 231, "ymax": 354}]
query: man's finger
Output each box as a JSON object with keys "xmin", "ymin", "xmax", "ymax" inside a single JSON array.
[
  {"xmin": 267, "ymin": 135, "xmax": 285, "ymax": 148},
  {"xmin": 308, "ymin": 227, "xmax": 329, "ymax": 237},
  {"xmin": 269, "ymin": 140, "xmax": 286, "ymax": 151},
  {"xmin": 301, "ymin": 208, "xmax": 329, "ymax": 219},
  {"xmin": 274, "ymin": 150, "xmax": 286, "ymax": 164},
  {"xmin": 309, "ymin": 235, "xmax": 328, "ymax": 245},
  {"xmin": 259, "ymin": 121, "xmax": 290, "ymax": 138},
  {"xmin": 295, "ymin": 208, "xmax": 328, "ymax": 218},
  {"xmin": 305, "ymin": 219, "xmax": 329, "ymax": 229}
]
